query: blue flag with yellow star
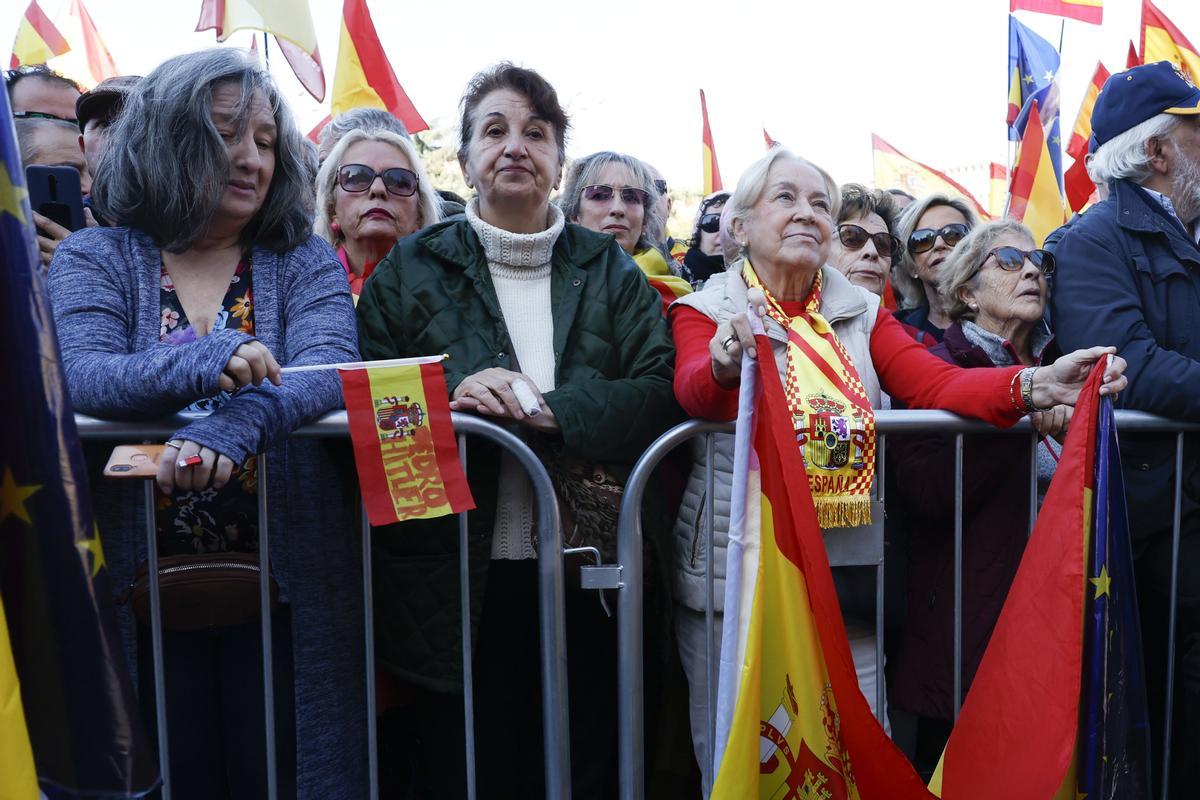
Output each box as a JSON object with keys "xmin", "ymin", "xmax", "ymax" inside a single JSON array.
[
  {"xmin": 1009, "ymin": 15, "xmax": 1064, "ymax": 184},
  {"xmin": 1076, "ymin": 396, "xmax": 1152, "ymax": 797},
  {"xmin": 0, "ymin": 74, "xmax": 158, "ymax": 795}
]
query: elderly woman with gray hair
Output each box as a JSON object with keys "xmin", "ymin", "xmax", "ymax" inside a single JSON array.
[
  {"xmin": 886, "ymin": 219, "xmax": 1068, "ymax": 776},
  {"xmin": 892, "ymin": 193, "xmax": 980, "ymax": 344},
  {"xmin": 48, "ymin": 49, "xmax": 365, "ymax": 799},
  {"xmin": 315, "ymin": 127, "xmax": 441, "ymax": 301},
  {"xmin": 560, "ymin": 150, "xmax": 693, "ymax": 311},
  {"xmin": 669, "ymin": 146, "xmax": 1126, "ymax": 792}
]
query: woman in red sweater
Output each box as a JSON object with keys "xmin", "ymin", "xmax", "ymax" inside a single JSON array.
[{"xmin": 666, "ymin": 147, "xmax": 1126, "ymax": 789}]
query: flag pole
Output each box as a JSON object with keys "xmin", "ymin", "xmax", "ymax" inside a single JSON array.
[
  {"xmin": 1058, "ymin": 19, "xmax": 1065, "ymax": 52},
  {"xmin": 262, "ymin": 32, "xmax": 270, "ymax": 68},
  {"xmin": 279, "ymin": 355, "xmax": 449, "ymax": 374}
]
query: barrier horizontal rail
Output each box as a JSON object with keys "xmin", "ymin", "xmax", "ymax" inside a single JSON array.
[
  {"xmin": 76, "ymin": 411, "xmax": 571, "ymax": 800},
  {"xmin": 614, "ymin": 411, "xmax": 1196, "ymax": 800}
]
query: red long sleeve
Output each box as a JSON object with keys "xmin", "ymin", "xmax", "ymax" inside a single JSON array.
[
  {"xmin": 670, "ymin": 306, "xmax": 740, "ymax": 420},
  {"xmin": 870, "ymin": 310, "xmax": 1024, "ymax": 427}
]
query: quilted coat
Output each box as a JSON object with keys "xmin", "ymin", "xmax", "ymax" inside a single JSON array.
[{"xmin": 356, "ymin": 217, "xmax": 680, "ymax": 691}]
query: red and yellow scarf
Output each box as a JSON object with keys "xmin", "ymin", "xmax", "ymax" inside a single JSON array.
[{"xmin": 743, "ymin": 261, "xmax": 876, "ymax": 528}]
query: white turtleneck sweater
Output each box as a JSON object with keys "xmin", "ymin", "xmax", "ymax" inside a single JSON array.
[{"xmin": 465, "ymin": 199, "xmax": 564, "ymax": 560}]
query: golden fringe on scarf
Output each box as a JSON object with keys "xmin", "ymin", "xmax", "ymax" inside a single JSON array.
[{"xmin": 743, "ymin": 261, "xmax": 876, "ymax": 528}]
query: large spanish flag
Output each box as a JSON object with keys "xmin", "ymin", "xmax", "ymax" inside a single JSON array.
[
  {"xmin": 711, "ymin": 311, "xmax": 934, "ymax": 799},
  {"xmin": 330, "ymin": 0, "xmax": 428, "ymax": 133},
  {"xmin": 339, "ymin": 357, "xmax": 474, "ymax": 525},
  {"xmin": 932, "ymin": 362, "xmax": 1151, "ymax": 798},
  {"xmin": 1142, "ymin": 0, "xmax": 1200, "ymax": 82},
  {"xmin": 196, "ymin": 0, "xmax": 325, "ymax": 102},
  {"xmin": 1007, "ymin": 101, "xmax": 1064, "ymax": 245},
  {"xmin": 9, "ymin": 1, "xmax": 69, "ymax": 69},
  {"xmin": 1064, "ymin": 62, "xmax": 1109, "ymax": 212},
  {"xmin": 700, "ymin": 89, "xmax": 722, "ymax": 194},
  {"xmin": 1010, "ymin": 0, "xmax": 1102, "ymax": 25},
  {"xmin": 872, "ymin": 134, "xmax": 989, "ymax": 218},
  {"xmin": 47, "ymin": 0, "xmax": 118, "ymax": 89}
]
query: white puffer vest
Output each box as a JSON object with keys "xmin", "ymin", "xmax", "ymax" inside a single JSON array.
[{"xmin": 670, "ymin": 263, "xmax": 882, "ymax": 612}]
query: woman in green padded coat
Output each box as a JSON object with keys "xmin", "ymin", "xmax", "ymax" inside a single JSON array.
[{"xmin": 356, "ymin": 63, "xmax": 679, "ymax": 799}]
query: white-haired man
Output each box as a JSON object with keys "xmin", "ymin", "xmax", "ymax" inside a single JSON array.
[{"xmin": 1051, "ymin": 60, "xmax": 1200, "ymax": 799}]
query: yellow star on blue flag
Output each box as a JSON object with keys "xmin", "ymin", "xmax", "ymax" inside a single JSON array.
[
  {"xmin": 77, "ymin": 522, "xmax": 106, "ymax": 579},
  {"xmin": 1090, "ymin": 565, "xmax": 1111, "ymax": 599},
  {"xmin": 0, "ymin": 160, "xmax": 28, "ymax": 226},
  {"xmin": 0, "ymin": 467, "xmax": 40, "ymax": 525}
]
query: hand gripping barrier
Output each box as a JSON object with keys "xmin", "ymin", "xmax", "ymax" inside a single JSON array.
[
  {"xmin": 75, "ymin": 411, "xmax": 571, "ymax": 800},
  {"xmin": 611, "ymin": 410, "xmax": 1200, "ymax": 800}
]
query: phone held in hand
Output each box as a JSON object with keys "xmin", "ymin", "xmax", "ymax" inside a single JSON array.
[
  {"xmin": 26, "ymin": 164, "xmax": 85, "ymax": 233},
  {"xmin": 103, "ymin": 444, "xmax": 166, "ymax": 478}
]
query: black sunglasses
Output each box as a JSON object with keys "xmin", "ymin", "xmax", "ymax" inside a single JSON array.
[
  {"xmin": 13, "ymin": 110, "xmax": 78, "ymax": 125},
  {"xmin": 581, "ymin": 184, "xmax": 649, "ymax": 205},
  {"xmin": 698, "ymin": 213, "xmax": 722, "ymax": 234},
  {"xmin": 837, "ymin": 224, "xmax": 901, "ymax": 261},
  {"xmin": 907, "ymin": 223, "xmax": 970, "ymax": 255},
  {"xmin": 337, "ymin": 164, "xmax": 419, "ymax": 197},
  {"xmin": 653, "ymin": 179, "xmax": 668, "ymax": 194},
  {"xmin": 979, "ymin": 246, "xmax": 1056, "ymax": 275}
]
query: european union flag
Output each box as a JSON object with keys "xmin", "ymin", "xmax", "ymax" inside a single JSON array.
[
  {"xmin": 0, "ymin": 75, "xmax": 158, "ymax": 794},
  {"xmin": 1077, "ymin": 396, "xmax": 1152, "ymax": 796},
  {"xmin": 1009, "ymin": 15, "xmax": 1064, "ymax": 184}
]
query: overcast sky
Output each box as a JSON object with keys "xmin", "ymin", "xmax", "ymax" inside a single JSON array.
[{"xmin": 6, "ymin": 0, "xmax": 1200, "ymax": 201}]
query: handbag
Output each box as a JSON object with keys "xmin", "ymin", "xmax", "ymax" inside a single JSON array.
[
  {"xmin": 125, "ymin": 552, "xmax": 279, "ymax": 631},
  {"xmin": 536, "ymin": 447, "xmax": 624, "ymax": 565}
]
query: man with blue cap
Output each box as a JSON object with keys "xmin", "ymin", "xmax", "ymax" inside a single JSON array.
[{"xmin": 1051, "ymin": 59, "xmax": 1200, "ymax": 798}]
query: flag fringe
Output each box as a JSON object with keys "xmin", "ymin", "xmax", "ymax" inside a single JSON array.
[{"xmin": 814, "ymin": 495, "xmax": 872, "ymax": 530}]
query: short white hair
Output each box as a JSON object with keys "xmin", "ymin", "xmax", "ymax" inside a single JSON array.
[
  {"xmin": 314, "ymin": 127, "xmax": 442, "ymax": 247},
  {"xmin": 726, "ymin": 148, "xmax": 839, "ymax": 253},
  {"xmin": 1089, "ymin": 113, "xmax": 1181, "ymax": 186}
]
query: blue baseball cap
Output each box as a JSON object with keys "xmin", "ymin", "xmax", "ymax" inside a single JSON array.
[{"xmin": 1091, "ymin": 61, "xmax": 1200, "ymax": 149}]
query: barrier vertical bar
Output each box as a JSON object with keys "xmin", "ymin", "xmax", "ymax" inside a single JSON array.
[
  {"xmin": 257, "ymin": 453, "xmax": 278, "ymax": 800},
  {"xmin": 458, "ymin": 434, "xmax": 478, "ymax": 800},
  {"xmin": 1029, "ymin": 432, "xmax": 1038, "ymax": 536},
  {"xmin": 952, "ymin": 433, "xmax": 964, "ymax": 720},
  {"xmin": 1161, "ymin": 432, "xmax": 1184, "ymax": 800},
  {"xmin": 875, "ymin": 434, "xmax": 886, "ymax": 722},
  {"xmin": 361, "ymin": 504, "xmax": 379, "ymax": 800},
  {"xmin": 703, "ymin": 433, "xmax": 717, "ymax": 798},
  {"xmin": 143, "ymin": 479, "xmax": 171, "ymax": 800}
]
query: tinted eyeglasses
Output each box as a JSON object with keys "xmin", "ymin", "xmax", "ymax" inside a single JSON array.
[
  {"xmin": 581, "ymin": 184, "xmax": 649, "ymax": 205},
  {"xmin": 337, "ymin": 164, "xmax": 419, "ymax": 197},
  {"xmin": 13, "ymin": 110, "xmax": 78, "ymax": 125},
  {"xmin": 836, "ymin": 224, "xmax": 901, "ymax": 261},
  {"xmin": 979, "ymin": 246, "xmax": 1056, "ymax": 275},
  {"xmin": 698, "ymin": 213, "xmax": 722, "ymax": 234},
  {"xmin": 907, "ymin": 223, "xmax": 970, "ymax": 255}
]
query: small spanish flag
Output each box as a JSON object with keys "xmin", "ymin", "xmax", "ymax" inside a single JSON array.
[
  {"xmin": 1142, "ymin": 0, "xmax": 1200, "ymax": 82},
  {"xmin": 1008, "ymin": 100, "xmax": 1065, "ymax": 246},
  {"xmin": 338, "ymin": 356, "xmax": 474, "ymax": 525},
  {"xmin": 1010, "ymin": 0, "xmax": 1102, "ymax": 25},
  {"xmin": 9, "ymin": 1, "xmax": 69, "ymax": 69},
  {"xmin": 1064, "ymin": 62, "xmax": 1110, "ymax": 213},
  {"xmin": 700, "ymin": 89, "xmax": 722, "ymax": 194}
]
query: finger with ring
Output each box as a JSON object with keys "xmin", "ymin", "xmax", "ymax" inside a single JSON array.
[{"xmin": 721, "ymin": 335, "xmax": 737, "ymax": 353}]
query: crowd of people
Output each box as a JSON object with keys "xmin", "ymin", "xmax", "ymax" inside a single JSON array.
[{"xmin": 7, "ymin": 47, "xmax": 1199, "ymax": 799}]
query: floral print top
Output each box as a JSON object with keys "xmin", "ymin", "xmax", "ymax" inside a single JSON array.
[{"xmin": 157, "ymin": 259, "xmax": 259, "ymax": 556}]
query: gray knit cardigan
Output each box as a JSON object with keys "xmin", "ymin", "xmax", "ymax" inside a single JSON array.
[{"xmin": 48, "ymin": 226, "xmax": 368, "ymax": 799}]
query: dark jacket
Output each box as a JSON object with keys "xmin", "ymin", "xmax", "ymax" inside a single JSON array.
[
  {"xmin": 887, "ymin": 323, "xmax": 1043, "ymax": 720},
  {"xmin": 49, "ymin": 227, "xmax": 368, "ymax": 799},
  {"xmin": 356, "ymin": 217, "xmax": 680, "ymax": 691},
  {"xmin": 1049, "ymin": 179, "xmax": 1200, "ymax": 551}
]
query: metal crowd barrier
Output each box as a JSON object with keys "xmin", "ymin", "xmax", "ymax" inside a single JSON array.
[
  {"xmin": 75, "ymin": 411, "xmax": 570, "ymax": 800},
  {"xmin": 613, "ymin": 410, "xmax": 1200, "ymax": 800}
]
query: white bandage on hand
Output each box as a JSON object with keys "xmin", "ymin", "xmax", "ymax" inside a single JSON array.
[{"xmin": 511, "ymin": 379, "xmax": 541, "ymax": 417}]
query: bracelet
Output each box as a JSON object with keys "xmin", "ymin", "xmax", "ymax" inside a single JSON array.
[
  {"xmin": 1008, "ymin": 369, "xmax": 1023, "ymax": 413},
  {"xmin": 1021, "ymin": 367, "xmax": 1037, "ymax": 412}
]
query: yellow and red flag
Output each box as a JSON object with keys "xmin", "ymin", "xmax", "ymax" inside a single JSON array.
[
  {"xmin": 330, "ymin": 0, "xmax": 428, "ymax": 133},
  {"xmin": 871, "ymin": 134, "xmax": 989, "ymax": 218},
  {"xmin": 632, "ymin": 247, "xmax": 691, "ymax": 314},
  {"xmin": 700, "ymin": 89, "xmax": 722, "ymax": 194},
  {"xmin": 988, "ymin": 163, "xmax": 1008, "ymax": 218},
  {"xmin": 712, "ymin": 311, "xmax": 934, "ymax": 799},
  {"xmin": 338, "ymin": 356, "xmax": 474, "ymax": 525},
  {"xmin": 1142, "ymin": 0, "xmax": 1200, "ymax": 82},
  {"xmin": 1008, "ymin": 101, "xmax": 1065, "ymax": 245},
  {"xmin": 9, "ymin": 1, "xmax": 69, "ymax": 69},
  {"xmin": 1064, "ymin": 62, "xmax": 1110, "ymax": 212},
  {"xmin": 196, "ymin": 0, "xmax": 326, "ymax": 102},
  {"xmin": 1010, "ymin": 0, "xmax": 1102, "ymax": 24},
  {"xmin": 47, "ymin": 0, "xmax": 118, "ymax": 89}
]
